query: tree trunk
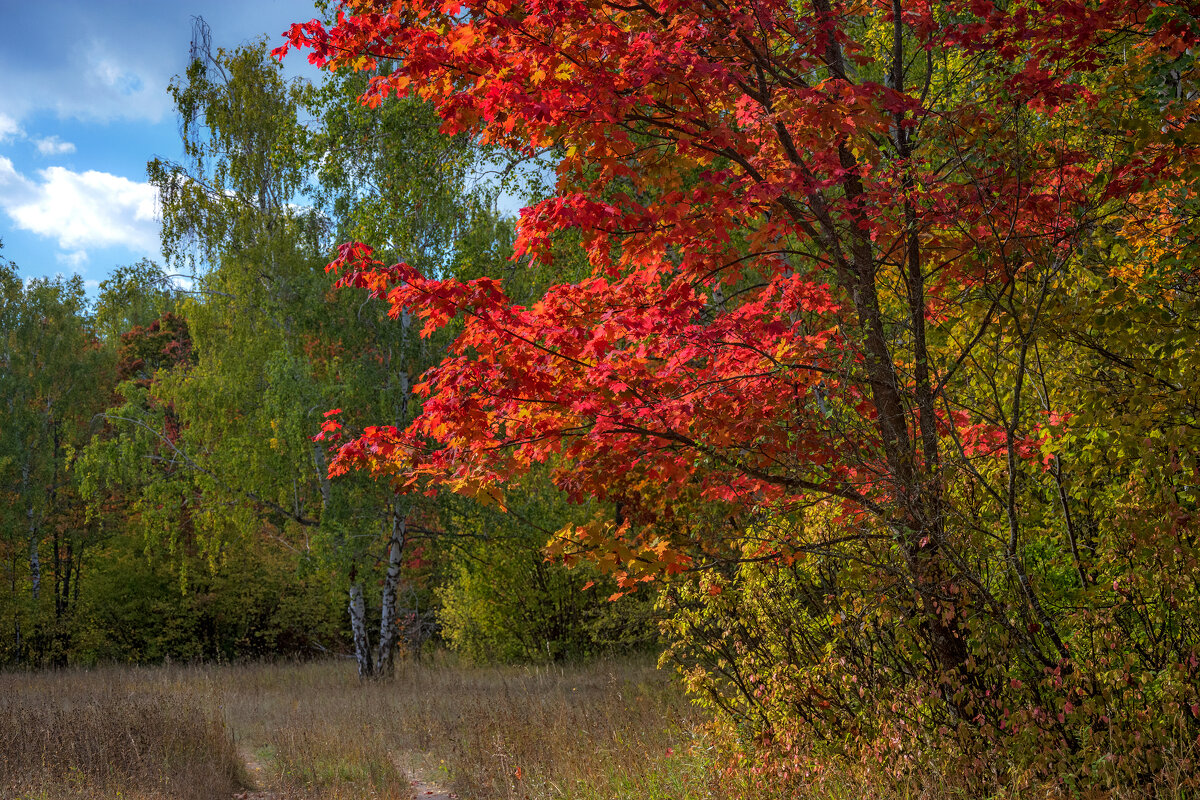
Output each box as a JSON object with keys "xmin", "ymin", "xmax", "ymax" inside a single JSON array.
[
  {"xmin": 369, "ymin": 293, "xmax": 415, "ymax": 676},
  {"xmin": 8, "ymin": 545, "xmax": 18, "ymax": 662},
  {"xmin": 375, "ymin": 510, "xmax": 407, "ymax": 676},
  {"xmin": 27, "ymin": 502, "xmax": 40, "ymax": 602},
  {"xmin": 348, "ymin": 580, "xmax": 373, "ymax": 679}
]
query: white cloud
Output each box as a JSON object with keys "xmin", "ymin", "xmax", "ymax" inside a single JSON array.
[
  {"xmin": 57, "ymin": 250, "xmax": 89, "ymax": 268},
  {"xmin": 34, "ymin": 136, "xmax": 75, "ymax": 156},
  {"xmin": 0, "ymin": 35, "xmax": 171, "ymax": 126},
  {"xmin": 0, "ymin": 113, "xmax": 22, "ymax": 143},
  {"xmin": 0, "ymin": 117, "xmax": 74, "ymax": 156},
  {"xmin": 0, "ymin": 156, "xmax": 32, "ymax": 197},
  {"xmin": 0, "ymin": 1, "xmax": 323, "ymax": 127},
  {"xmin": 0, "ymin": 156, "xmax": 159, "ymax": 260}
]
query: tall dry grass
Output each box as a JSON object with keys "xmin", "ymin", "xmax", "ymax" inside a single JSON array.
[
  {"xmin": 215, "ymin": 656, "xmax": 711, "ymax": 800},
  {"xmin": 0, "ymin": 667, "xmax": 244, "ymax": 800},
  {"xmin": 0, "ymin": 657, "xmax": 711, "ymax": 800}
]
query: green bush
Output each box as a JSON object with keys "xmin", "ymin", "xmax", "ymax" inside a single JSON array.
[{"xmin": 437, "ymin": 485, "xmax": 658, "ymax": 663}]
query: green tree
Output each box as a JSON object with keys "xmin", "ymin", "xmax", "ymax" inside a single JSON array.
[
  {"xmin": 0, "ymin": 254, "xmax": 113, "ymax": 665},
  {"xmin": 86, "ymin": 21, "xmax": 510, "ymax": 676},
  {"xmin": 93, "ymin": 260, "xmax": 179, "ymax": 345}
]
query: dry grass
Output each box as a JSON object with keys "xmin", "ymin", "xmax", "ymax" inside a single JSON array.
[
  {"xmin": 217, "ymin": 656, "xmax": 711, "ymax": 800},
  {"xmin": 383, "ymin": 657, "xmax": 709, "ymax": 800},
  {"xmin": 0, "ymin": 667, "xmax": 245, "ymax": 800},
  {"xmin": 0, "ymin": 657, "xmax": 712, "ymax": 800}
]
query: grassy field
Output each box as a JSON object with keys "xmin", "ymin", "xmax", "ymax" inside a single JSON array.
[{"xmin": 0, "ymin": 656, "xmax": 714, "ymax": 800}]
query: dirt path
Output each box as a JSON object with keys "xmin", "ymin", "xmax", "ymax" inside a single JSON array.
[
  {"xmin": 233, "ymin": 746, "xmax": 275, "ymax": 799},
  {"xmin": 407, "ymin": 775, "xmax": 456, "ymax": 799},
  {"xmin": 234, "ymin": 746, "xmax": 457, "ymax": 800},
  {"xmin": 397, "ymin": 752, "xmax": 458, "ymax": 800}
]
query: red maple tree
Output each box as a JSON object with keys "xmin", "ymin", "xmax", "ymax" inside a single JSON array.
[{"xmin": 279, "ymin": 0, "xmax": 1200, "ymax": 776}]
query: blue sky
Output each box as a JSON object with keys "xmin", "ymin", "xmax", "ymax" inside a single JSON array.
[{"xmin": 0, "ymin": 0, "xmax": 323, "ymax": 292}]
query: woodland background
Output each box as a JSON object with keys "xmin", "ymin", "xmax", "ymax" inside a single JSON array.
[{"xmin": 0, "ymin": 21, "xmax": 654, "ymax": 672}]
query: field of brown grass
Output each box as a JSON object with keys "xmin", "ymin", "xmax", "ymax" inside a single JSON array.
[
  {"xmin": 0, "ymin": 667, "xmax": 244, "ymax": 800},
  {"xmin": 0, "ymin": 657, "xmax": 713, "ymax": 800}
]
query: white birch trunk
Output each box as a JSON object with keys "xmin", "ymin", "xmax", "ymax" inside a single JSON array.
[
  {"xmin": 348, "ymin": 581, "xmax": 373, "ymax": 679},
  {"xmin": 375, "ymin": 512, "xmax": 406, "ymax": 675}
]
